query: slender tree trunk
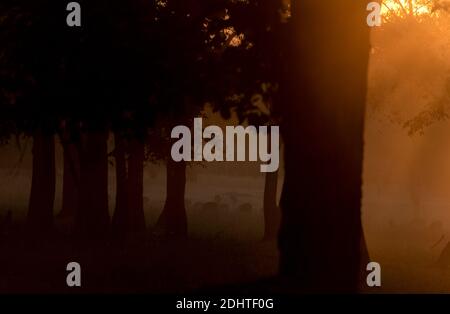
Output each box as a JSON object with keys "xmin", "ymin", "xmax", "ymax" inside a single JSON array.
[
  {"xmin": 278, "ymin": 0, "xmax": 370, "ymax": 292},
  {"xmin": 263, "ymin": 169, "xmax": 280, "ymax": 240},
  {"xmin": 155, "ymin": 159, "xmax": 187, "ymax": 237},
  {"xmin": 27, "ymin": 131, "xmax": 56, "ymax": 235},
  {"xmin": 59, "ymin": 142, "xmax": 80, "ymax": 218},
  {"xmin": 263, "ymin": 129, "xmax": 281, "ymax": 240},
  {"xmin": 76, "ymin": 131, "xmax": 110, "ymax": 239}
]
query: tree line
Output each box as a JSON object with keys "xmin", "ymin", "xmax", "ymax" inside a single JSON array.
[{"xmin": 0, "ymin": 0, "xmax": 371, "ymax": 292}]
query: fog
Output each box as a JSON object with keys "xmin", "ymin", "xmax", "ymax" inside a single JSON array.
[{"xmin": 362, "ymin": 11, "xmax": 450, "ymax": 292}]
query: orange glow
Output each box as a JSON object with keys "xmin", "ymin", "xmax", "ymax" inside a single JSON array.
[{"xmin": 381, "ymin": 0, "xmax": 433, "ymax": 19}]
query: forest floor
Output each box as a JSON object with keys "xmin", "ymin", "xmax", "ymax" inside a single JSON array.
[
  {"xmin": 0, "ymin": 227, "xmax": 279, "ymax": 294},
  {"xmin": 2, "ymin": 222, "xmax": 450, "ymax": 293}
]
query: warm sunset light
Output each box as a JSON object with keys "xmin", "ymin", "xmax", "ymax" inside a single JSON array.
[{"xmin": 381, "ymin": 0, "xmax": 433, "ymax": 18}]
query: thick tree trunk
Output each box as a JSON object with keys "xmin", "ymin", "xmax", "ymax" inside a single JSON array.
[
  {"xmin": 112, "ymin": 133, "xmax": 128, "ymax": 236},
  {"xmin": 263, "ymin": 169, "xmax": 280, "ymax": 240},
  {"xmin": 76, "ymin": 131, "xmax": 110, "ymax": 239},
  {"xmin": 59, "ymin": 142, "xmax": 80, "ymax": 218},
  {"xmin": 127, "ymin": 139, "xmax": 146, "ymax": 233},
  {"xmin": 112, "ymin": 134, "xmax": 146, "ymax": 238},
  {"xmin": 278, "ymin": 0, "xmax": 370, "ymax": 292},
  {"xmin": 359, "ymin": 229, "xmax": 370, "ymax": 289},
  {"xmin": 27, "ymin": 131, "xmax": 56, "ymax": 235},
  {"xmin": 155, "ymin": 159, "xmax": 187, "ymax": 237}
]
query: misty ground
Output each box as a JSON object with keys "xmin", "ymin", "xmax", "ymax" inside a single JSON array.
[
  {"xmin": 0, "ymin": 234, "xmax": 279, "ymax": 293},
  {"xmin": 0, "ymin": 152, "xmax": 282, "ymax": 293},
  {"xmin": 3, "ymin": 118, "xmax": 450, "ymax": 293}
]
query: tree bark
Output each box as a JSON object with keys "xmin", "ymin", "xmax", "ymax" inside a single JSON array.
[
  {"xmin": 27, "ymin": 131, "xmax": 56, "ymax": 235},
  {"xmin": 278, "ymin": 0, "xmax": 370, "ymax": 292},
  {"xmin": 155, "ymin": 159, "xmax": 187, "ymax": 237},
  {"xmin": 76, "ymin": 131, "xmax": 110, "ymax": 239}
]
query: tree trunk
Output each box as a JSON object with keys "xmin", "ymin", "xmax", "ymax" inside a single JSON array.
[
  {"xmin": 27, "ymin": 131, "xmax": 56, "ymax": 235},
  {"xmin": 112, "ymin": 133, "xmax": 128, "ymax": 236},
  {"xmin": 359, "ymin": 229, "xmax": 370, "ymax": 289},
  {"xmin": 263, "ymin": 129, "xmax": 281, "ymax": 240},
  {"xmin": 59, "ymin": 142, "xmax": 80, "ymax": 218},
  {"xmin": 155, "ymin": 159, "xmax": 187, "ymax": 237},
  {"xmin": 278, "ymin": 0, "xmax": 370, "ymax": 292},
  {"xmin": 263, "ymin": 169, "xmax": 280, "ymax": 240},
  {"xmin": 127, "ymin": 139, "xmax": 146, "ymax": 233},
  {"xmin": 112, "ymin": 134, "xmax": 146, "ymax": 238},
  {"xmin": 76, "ymin": 131, "xmax": 110, "ymax": 239}
]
